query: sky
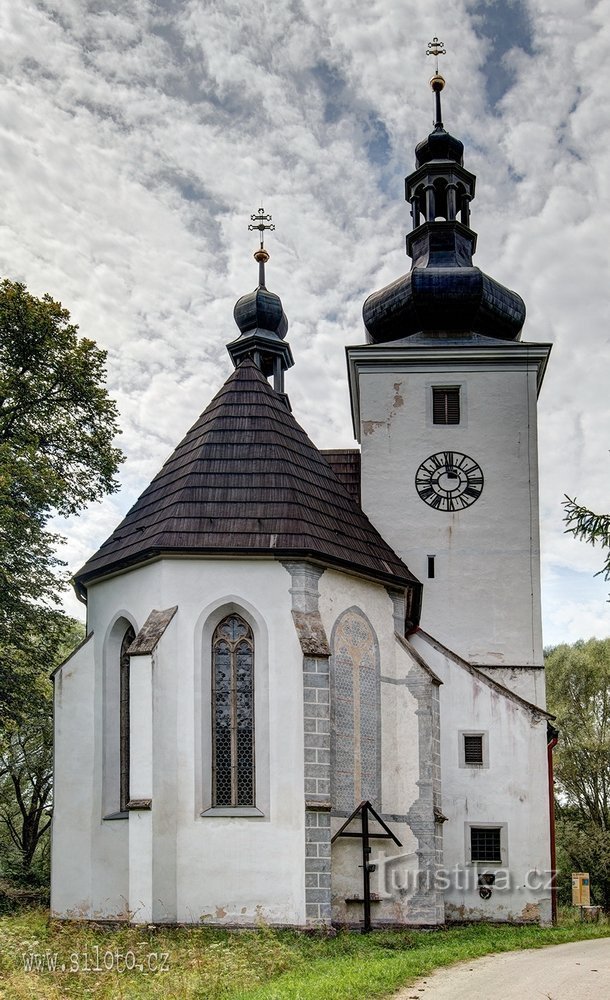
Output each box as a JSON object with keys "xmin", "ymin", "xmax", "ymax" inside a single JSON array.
[{"xmin": 1, "ymin": 0, "xmax": 609, "ymax": 648}]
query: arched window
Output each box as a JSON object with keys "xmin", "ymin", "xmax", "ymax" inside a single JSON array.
[
  {"xmin": 119, "ymin": 624, "xmax": 135, "ymax": 812},
  {"xmin": 212, "ymin": 614, "xmax": 255, "ymax": 807},
  {"xmin": 331, "ymin": 608, "xmax": 380, "ymax": 813}
]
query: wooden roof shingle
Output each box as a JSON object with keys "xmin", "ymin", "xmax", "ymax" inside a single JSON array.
[{"xmin": 75, "ymin": 360, "xmax": 420, "ymax": 597}]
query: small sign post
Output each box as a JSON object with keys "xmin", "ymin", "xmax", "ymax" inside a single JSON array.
[{"xmin": 572, "ymin": 872, "xmax": 591, "ymax": 920}]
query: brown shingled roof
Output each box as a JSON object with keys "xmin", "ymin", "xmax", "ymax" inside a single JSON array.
[
  {"xmin": 75, "ymin": 360, "xmax": 420, "ymax": 597},
  {"xmin": 322, "ymin": 450, "xmax": 361, "ymax": 504}
]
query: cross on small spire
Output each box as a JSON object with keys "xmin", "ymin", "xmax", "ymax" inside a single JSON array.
[
  {"xmin": 248, "ymin": 207, "xmax": 275, "ymax": 250},
  {"xmin": 426, "ymin": 36, "xmax": 446, "ymax": 75},
  {"xmin": 426, "ymin": 37, "xmax": 447, "ymax": 128}
]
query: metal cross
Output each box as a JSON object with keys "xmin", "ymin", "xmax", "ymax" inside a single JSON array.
[
  {"xmin": 248, "ymin": 207, "xmax": 275, "ymax": 249},
  {"xmin": 426, "ymin": 36, "xmax": 446, "ymax": 75}
]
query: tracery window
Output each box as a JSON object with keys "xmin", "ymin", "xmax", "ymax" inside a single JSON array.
[
  {"xmin": 119, "ymin": 624, "xmax": 135, "ymax": 812},
  {"xmin": 331, "ymin": 608, "xmax": 380, "ymax": 814},
  {"xmin": 212, "ymin": 614, "xmax": 255, "ymax": 807}
]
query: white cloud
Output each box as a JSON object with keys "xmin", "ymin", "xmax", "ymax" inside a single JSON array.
[{"xmin": 1, "ymin": 0, "xmax": 608, "ymax": 643}]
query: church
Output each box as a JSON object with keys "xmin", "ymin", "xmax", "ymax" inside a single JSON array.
[{"xmin": 51, "ymin": 58, "xmax": 555, "ymax": 928}]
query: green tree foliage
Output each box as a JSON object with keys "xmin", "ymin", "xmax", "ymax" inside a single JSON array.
[
  {"xmin": 564, "ymin": 496, "xmax": 610, "ymax": 589},
  {"xmin": 0, "ymin": 279, "xmax": 123, "ymax": 724},
  {"xmin": 0, "ymin": 617, "xmax": 84, "ymax": 888},
  {"xmin": 545, "ymin": 638, "xmax": 610, "ymax": 908}
]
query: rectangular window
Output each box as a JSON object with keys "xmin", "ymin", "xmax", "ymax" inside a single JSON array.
[
  {"xmin": 464, "ymin": 733, "xmax": 484, "ymax": 764},
  {"xmin": 470, "ymin": 827, "xmax": 502, "ymax": 863},
  {"xmin": 433, "ymin": 386, "xmax": 460, "ymax": 424},
  {"xmin": 427, "ymin": 555, "xmax": 435, "ymax": 578}
]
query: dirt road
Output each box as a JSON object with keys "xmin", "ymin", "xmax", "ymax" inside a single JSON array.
[{"xmin": 392, "ymin": 937, "xmax": 610, "ymax": 1000}]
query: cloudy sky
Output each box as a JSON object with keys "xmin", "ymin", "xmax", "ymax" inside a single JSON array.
[{"xmin": 1, "ymin": 0, "xmax": 609, "ymax": 647}]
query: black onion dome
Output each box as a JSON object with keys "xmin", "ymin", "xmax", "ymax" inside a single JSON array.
[
  {"xmin": 233, "ymin": 286, "xmax": 288, "ymax": 340},
  {"xmin": 415, "ymin": 125, "xmax": 464, "ymax": 166},
  {"xmin": 363, "ymin": 262, "xmax": 526, "ymax": 343}
]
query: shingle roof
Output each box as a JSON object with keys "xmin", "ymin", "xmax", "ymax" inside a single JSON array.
[
  {"xmin": 322, "ymin": 450, "xmax": 361, "ymax": 505},
  {"xmin": 75, "ymin": 360, "xmax": 420, "ymax": 597}
]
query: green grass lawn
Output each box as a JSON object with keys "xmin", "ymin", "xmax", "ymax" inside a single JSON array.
[{"xmin": 0, "ymin": 908, "xmax": 607, "ymax": 1000}]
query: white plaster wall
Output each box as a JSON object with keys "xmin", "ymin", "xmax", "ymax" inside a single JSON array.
[
  {"xmin": 358, "ymin": 362, "xmax": 543, "ymax": 667},
  {"xmin": 477, "ymin": 666, "xmax": 546, "ymax": 708},
  {"xmin": 73, "ymin": 556, "xmax": 307, "ymax": 925},
  {"xmin": 411, "ymin": 633, "xmax": 552, "ymax": 924},
  {"xmin": 51, "ymin": 636, "xmax": 96, "ymax": 918}
]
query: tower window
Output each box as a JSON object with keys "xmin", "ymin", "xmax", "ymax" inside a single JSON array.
[
  {"xmin": 433, "ymin": 386, "xmax": 460, "ymax": 424},
  {"xmin": 460, "ymin": 730, "xmax": 488, "ymax": 768},
  {"xmin": 470, "ymin": 827, "xmax": 502, "ymax": 863},
  {"xmin": 212, "ymin": 614, "xmax": 255, "ymax": 807},
  {"xmin": 427, "ymin": 555, "xmax": 435, "ymax": 578},
  {"xmin": 464, "ymin": 733, "xmax": 484, "ymax": 764}
]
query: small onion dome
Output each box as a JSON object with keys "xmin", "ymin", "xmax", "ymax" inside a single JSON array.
[
  {"xmin": 363, "ymin": 263, "xmax": 526, "ymax": 344},
  {"xmin": 233, "ymin": 285, "xmax": 288, "ymax": 340},
  {"xmin": 415, "ymin": 125, "xmax": 464, "ymax": 167}
]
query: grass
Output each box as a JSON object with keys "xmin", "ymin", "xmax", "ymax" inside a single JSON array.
[{"xmin": 0, "ymin": 908, "xmax": 608, "ymax": 1000}]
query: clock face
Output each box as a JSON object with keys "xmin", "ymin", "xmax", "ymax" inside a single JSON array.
[{"xmin": 415, "ymin": 451, "xmax": 484, "ymax": 512}]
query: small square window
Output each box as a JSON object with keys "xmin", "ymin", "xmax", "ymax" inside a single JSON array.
[
  {"xmin": 470, "ymin": 827, "xmax": 501, "ymax": 863},
  {"xmin": 433, "ymin": 386, "xmax": 460, "ymax": 424},
  {"xmin": 464, "ymin": 734, "xmax": 484, "ymax": 765},
  {"xmin": 459, "ymin": 730, "xmax": 488, "ymax": 768}
]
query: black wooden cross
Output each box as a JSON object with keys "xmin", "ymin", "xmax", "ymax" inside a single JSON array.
[{"xmin": 331, "ymin": 800, "xmax": 402, "ymax": 933}]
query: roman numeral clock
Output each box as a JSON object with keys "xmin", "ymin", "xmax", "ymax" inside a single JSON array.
[{"xmin": 415, "ymin": 451, "xmax": 484, "ymax": 512}]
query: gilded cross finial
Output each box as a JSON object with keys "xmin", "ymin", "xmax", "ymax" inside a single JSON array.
[{"xmin": 426, "ymin": 36, "xmax": 446, "ymax": 75}]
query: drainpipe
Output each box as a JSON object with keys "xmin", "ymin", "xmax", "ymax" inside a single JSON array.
[{"xmin": 547, "ymin": 723, "xmax": 559, "ymax": 925}]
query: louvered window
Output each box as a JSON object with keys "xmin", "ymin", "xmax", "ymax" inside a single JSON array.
[
  {"xmin": 433, "ymin": 386, "xmax": 460, "ymax": 424},
  {"xmin": 470, "ymin": 827, "xmax": 502, "ymax": 862},
  {"xmin": 212, "ymin": 615, "xmax": 255, "ymax": 807},
  {"xmin": 464, "ymin": 734, "xmax": 484, "ymax": 765},
  {"xmin": 119, "ymin": 625, "xmax": 135, "ymax": 812}
]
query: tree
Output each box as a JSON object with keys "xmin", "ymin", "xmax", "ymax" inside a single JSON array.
[
  {"xmin": 0, "ymin": 618, "xmax": 84, "ymax": 885},
  {"xmin": 0, "ymin": 279, "xmax": 123, "ymax": 723},
  {"xmin": 545, "ymin": 638, "xmax": 610, "ymax": 909},
  {"xmin": 563, "ymin": 496, "xmax": 610, "ymax": 590}
]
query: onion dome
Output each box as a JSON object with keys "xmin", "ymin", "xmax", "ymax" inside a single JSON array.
[
  {"xmin": 363, "ymin": 53, "xmax": 525, "ymax": 344},
  {"xmin": 415, "ymin": 124, "xmax": 464, "ymax": 167},
  {"xmin": 227, "ymin": 208, "xmax": 293, "ymax": 394},
  {"xmin": 233, "ymin": 275, "xmax": 288, "ymax": 341}
]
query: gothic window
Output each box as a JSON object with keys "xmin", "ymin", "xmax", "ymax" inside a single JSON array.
[
  {"xmin": 212, "ymin": 614, "xmax": 255, "ymax": 807},
  {"xmin": 331, "ymin": 608, "xmax": 380, "ymax": 814},
  {"xmin": 119, "ymin": 624, "xmax": 135, "ymax": 812}
]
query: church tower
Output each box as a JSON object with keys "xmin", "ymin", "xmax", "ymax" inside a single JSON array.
[{"xmin": 347, "ymin": 47, "xmax": 551, "ymax": 704}]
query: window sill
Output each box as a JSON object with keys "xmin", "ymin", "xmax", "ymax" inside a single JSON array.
[
  {"xmin": 200, "ymin": 807, "xmax": 264, "ymax": 818},
  {"xmin": 103, "ymin": 811, "xmax": 129, "ymax": 821}
]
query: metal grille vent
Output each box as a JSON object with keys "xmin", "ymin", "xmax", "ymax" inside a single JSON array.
[{"xmin": 464, "ymin": 734, "xmax": 484, "ymax": 764}]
